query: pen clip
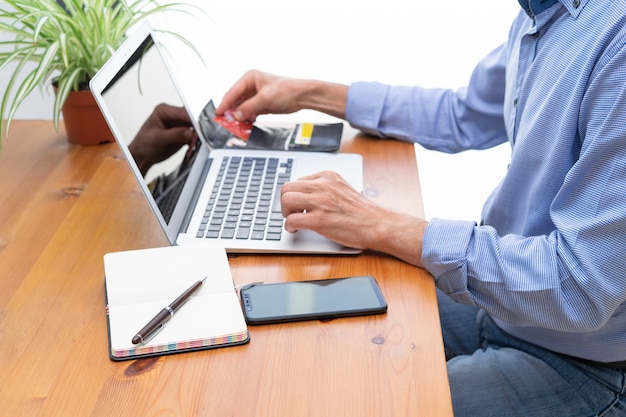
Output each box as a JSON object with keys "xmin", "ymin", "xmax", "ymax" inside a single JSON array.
[{"xmin": 135, "ymin": 322, "xmax": 166, "ymax": 346}]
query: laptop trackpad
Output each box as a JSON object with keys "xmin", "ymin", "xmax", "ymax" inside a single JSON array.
[{"xmin": 285, "ymin": 230, "xmax": 360, "ymax": 254}]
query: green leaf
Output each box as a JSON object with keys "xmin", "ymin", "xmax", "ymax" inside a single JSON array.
[{"xmin": 0, "ymin": 0, "xmax": 206, "ymax": 146}]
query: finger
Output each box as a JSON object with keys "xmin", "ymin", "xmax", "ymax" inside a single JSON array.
[
  {"xmin": 216, "ymin": 71, "xmax": 259, "ymax": 115},
  {"xmin": 159, "ymin": 126, "xmax": 195, "ymax": 146},
  {"xmin": 296, "ymin": 170, "xmax": 342, "ymax": 183},
  {"xmin": 185, "ymin": 133, "xmax": 198, "ymax": 161},
  {"xmin": 155, "ymin": 104, "xmax": 192, "ymax": 127},
  {"xmin": 231, "ymin": 94, "xmax": 269, "ymax": 123},
  {"xmin": 281, "ymin": 172, "xmax": 327, "ymax": 191},
  {"xmin": 283, "ymin": 212, "xmax": 310, "ymax": 233},
  {"xmin": 280, "ymin": 171, "xmax": 344, "ymax": 198},
  {"xmin": 280, "ymin": 190, "xmax": 310, "ymax": 217}
]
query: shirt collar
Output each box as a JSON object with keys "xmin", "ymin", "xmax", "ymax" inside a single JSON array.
[{"xmin": 517, "ymin": 0, "xmax": 559, "ymax": 16}]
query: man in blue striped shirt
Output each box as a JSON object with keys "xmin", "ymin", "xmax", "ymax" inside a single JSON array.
[{"xmin": 217, "ymin": 0, "xmax": 626, "ymax": 415}]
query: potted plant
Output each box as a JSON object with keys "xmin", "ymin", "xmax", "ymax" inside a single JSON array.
[{"xmin": 0, "ymin": 0, "xmax": 199, "ymax": 147}]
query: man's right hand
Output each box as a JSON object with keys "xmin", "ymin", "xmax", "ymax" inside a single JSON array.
[{"xmin": 215, "ymin": 69, "xmax": 349, "ymax": 123}]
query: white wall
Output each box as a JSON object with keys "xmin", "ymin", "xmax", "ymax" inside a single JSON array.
[{"xmin": 0, "ymin": 0, "xmax": 520, "ymax": 220}]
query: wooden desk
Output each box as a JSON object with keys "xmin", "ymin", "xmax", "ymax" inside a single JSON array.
[{"xmin": 0, "ymin": 120, "xmax": 452, "ymax": 416}]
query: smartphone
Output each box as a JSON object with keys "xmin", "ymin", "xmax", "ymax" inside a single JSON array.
[{"xmin": 240, "ymin": 276, "xmax": 387, "ymax": 325}]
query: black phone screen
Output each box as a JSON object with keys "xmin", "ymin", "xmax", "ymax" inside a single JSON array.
[{"xmin": 240, "ymin": 276, "xmax": 387, "ymax": 324}]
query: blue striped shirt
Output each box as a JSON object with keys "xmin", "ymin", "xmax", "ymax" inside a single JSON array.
[{"xmin": 345, "ymin": 0, "xmax": 626, "ymax": 362}]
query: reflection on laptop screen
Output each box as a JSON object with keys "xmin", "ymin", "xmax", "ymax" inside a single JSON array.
[{"xmin": 100, "ymin": 34, "xmax": 199, "ymax": 224}]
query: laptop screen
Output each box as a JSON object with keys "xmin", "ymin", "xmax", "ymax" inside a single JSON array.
[{"xmin": 99, "ymin": 34, "xmax": 201, "ymax": 225}]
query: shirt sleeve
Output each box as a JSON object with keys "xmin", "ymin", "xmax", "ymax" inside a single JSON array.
[
  {"xmin": 345, "ymin": 44, "xmax": 509, "ymax": 152},
  {"xmin": 422, "ymin": 46, "xmax": 626, "ymax": 333}
]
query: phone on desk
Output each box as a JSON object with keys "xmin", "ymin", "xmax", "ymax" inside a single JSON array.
[{"xmin": 239, "ymin": 276, "xmax": 387, "ymax": 325}]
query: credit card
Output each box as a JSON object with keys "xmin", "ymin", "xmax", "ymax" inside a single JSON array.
[{"xmin": 214, "ymin": 110, "xmax": 253, "ymax": 141}]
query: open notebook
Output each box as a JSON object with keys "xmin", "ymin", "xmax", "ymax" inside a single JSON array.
[{"xmin": 104, "ymin": 244, "xmax": 249, "ymax": 361}]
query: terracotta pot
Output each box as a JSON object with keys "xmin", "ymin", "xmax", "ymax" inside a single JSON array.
[{"xmin": 60, "ymin": 89, "xmax": 114, "ymax": 146}]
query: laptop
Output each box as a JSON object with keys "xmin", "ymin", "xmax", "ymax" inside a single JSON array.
[{"xmin": 90, "ymin": 22, "xmax": 363, "ymax": 254}]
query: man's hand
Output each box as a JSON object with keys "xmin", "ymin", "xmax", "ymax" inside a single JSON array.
[
  {"xmin": 129, "ymin": 103, "xmax": 198, "ymax": 176},
  {"xmin": 281, "ymin": 171, "xmax": 428, "ymax": 267},
  {"xmin": 216, "ymin": 70, "xmax": 349, "ymax": 123}
]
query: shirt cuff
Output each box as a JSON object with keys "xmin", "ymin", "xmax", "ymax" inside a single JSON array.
[
  {"xmin": 421, "ymin": 218, "xmax": 477, "ymax": 304},
  {"xmin": 345, "ymin": 81, "xmax": 390, "ymax": 137}
]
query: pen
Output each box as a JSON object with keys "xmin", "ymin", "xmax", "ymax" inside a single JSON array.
[{"xmin": 131, "ymin": 276, "xmax": 207, "ymax": 345}]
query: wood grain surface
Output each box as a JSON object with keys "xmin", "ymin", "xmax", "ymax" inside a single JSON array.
[{"xmin": 0, "ymin": 120, "xmax": 452, "ymax": 416}]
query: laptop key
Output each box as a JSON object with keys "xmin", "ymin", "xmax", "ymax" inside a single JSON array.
[
  {"xmin": 236, "ymin": 228, "xmax": 251, "ymax": 239},
  {"xmin": 221, "ymin": 229, "xmax": 235, "ymax": 239}
]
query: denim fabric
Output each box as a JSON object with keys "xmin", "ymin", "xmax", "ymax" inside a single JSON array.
[{"xmin": 437, "ymin": 290, "xmax": 626, "ymax": 416}]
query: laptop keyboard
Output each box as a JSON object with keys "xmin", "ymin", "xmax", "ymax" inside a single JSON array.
[
  {"xmin": 196, "ymin": 156, "xmax": 293, "ymax": 241},
  {"xmin": 155, "ymin": 170, "xmax": 189, "ymax": 223}
]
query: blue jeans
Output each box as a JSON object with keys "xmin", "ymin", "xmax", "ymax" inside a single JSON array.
[{"xmin": 437, "ymin": 289, "xmax": 626, "ymax": 417}]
